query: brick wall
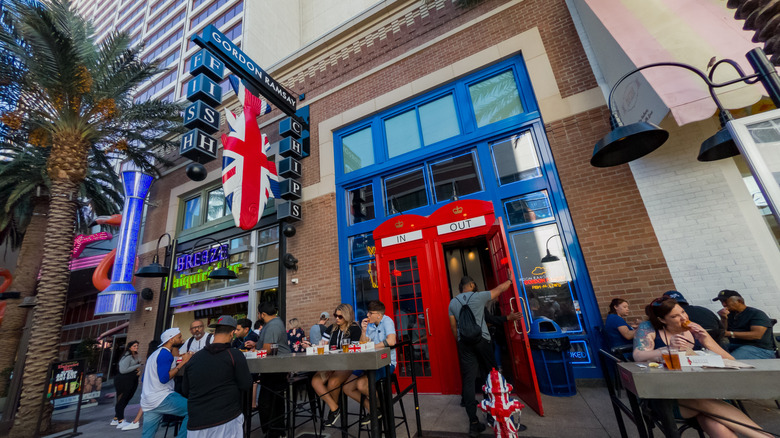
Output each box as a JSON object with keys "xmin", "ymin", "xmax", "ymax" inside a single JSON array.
[{"xmin": 545, "ymin": 106, "xmax": 676, "ymax": 320}]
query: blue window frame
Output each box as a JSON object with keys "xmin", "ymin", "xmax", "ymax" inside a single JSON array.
[{"xmin": 333, "ymin": 56, "xmax": 602, "ymax": 377}]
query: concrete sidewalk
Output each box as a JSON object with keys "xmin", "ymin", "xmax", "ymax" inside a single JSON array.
[{"xmin": 36, "ymin": 381, "xmax": 780, "ymax": 438}]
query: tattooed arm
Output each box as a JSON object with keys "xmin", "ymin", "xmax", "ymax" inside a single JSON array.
[{"xmin": 632, "ymin": 321, "xmax": 664, "ymax": 362}]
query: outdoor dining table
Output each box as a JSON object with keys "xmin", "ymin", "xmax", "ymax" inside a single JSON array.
[
  {"xmin": 245, "ymin": 347, "xmax": 393, "ymax": 438},
  {"xmin": 617, "ymin": 359, "xmax": 780, "ymax": 438}
]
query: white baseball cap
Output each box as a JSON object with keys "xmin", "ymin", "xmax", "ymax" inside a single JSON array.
[{"xmin": 159, "ymin": 327, "xmax": 181, "ymax": 347}]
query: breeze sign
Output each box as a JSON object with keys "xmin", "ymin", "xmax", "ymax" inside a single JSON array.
[{"xmin": 175, "ymin": 245, "xmax": 229, "ymax": 272}]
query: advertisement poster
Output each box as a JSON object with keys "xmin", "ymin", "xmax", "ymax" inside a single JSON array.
[{"xmin": 47, "ymin": 360, "xmax": 84, "ymax": 400}]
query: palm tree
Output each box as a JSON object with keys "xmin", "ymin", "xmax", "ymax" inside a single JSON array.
[
  {"xmin": 0, "ymin": 141, "xmax": 125, "ymax": 398},
  {"xmin": 0, "ymin": 1, "xmax": 183, "ymax": 434}
]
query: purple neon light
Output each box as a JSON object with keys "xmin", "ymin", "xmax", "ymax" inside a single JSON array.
[{"xmin": 95, "ymin": 171, "xmax": 154, "ymax": 316}]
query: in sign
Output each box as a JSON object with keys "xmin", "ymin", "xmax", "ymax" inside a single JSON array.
[
  {"xmin": 380, "ymin": 230, "xmax": 423, "ymax": 247},
  {"xmin": 436, "ymin": 215, "xmax": 487, "ymax": 235}
]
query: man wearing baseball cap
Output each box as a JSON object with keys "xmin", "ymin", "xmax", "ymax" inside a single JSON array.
[
  {"xmin": 182, "ymin": 315, "xmax": 252, "ymax": 437},
  {"xmin": 309, "ymin": 311, "xmax": 330, "ymax": 345},
  {"xmin": 140, "ymin": 327, "xmax": 192, "ymax": 438},
  {"xmin": 713, "ymin": 289, "xmax": 775, "ymax": 359},
  {"xmin": 663, "ymin": 290, "xmax": 723, "ymax": 344}
]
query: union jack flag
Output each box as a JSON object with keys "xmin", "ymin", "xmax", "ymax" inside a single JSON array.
[{"xmin": 221, "ymin": 76, "xmax": 280, "ymax": 230}]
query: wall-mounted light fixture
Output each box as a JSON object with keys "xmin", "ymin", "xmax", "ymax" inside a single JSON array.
[
  {"xmin": 591, "ymin": 48, "xmax": 780, "ymax": 168},
  {"xmin": 541, "ymin": 234, "xmax": 561, "ymax": 263}
]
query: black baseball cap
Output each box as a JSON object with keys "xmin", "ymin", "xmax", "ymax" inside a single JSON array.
[
  {"xmin": 712, "ymin": 290, "xmax": 742, "ymax": 302},
  {"xmin": 663, "ymin": 290, "xmax": 688, "ymax": 305}
]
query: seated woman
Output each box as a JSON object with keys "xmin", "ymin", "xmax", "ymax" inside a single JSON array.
[
  {"xmin": 311, "ymin": 303, "xmax": 362, "ymax": 427},
  {"xmin": 634, "ymin": 296, "xmax": 770, "ymax": 438},
  {"xmin": 287, "ymin": 318, "xmax": 306, "ymax": 353},
  {"xmin": 605, "ymin": 298, "xmax": 638, "ymax": 349}
]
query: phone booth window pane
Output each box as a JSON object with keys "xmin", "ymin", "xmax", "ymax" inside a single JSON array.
[
  {"xmin": 207, "ymin": 187, "xmax": 229, "ymax": 222},
  {"xmin": 349, "ymin": 233, "xmax": 376, "ymax": 260},
  {"xmin": 386, "ymin": 109, "xmax": 422, "ymax": 158},
  {"xmin": 343, "ymin": 127, "xmax": 374, "ymax": 173},
  {"xmin": 469, "ymin": 70, "xmax": 523, "ymax": 127},
  {"xmin": 389, "ymin": 256, "xmax": 431, "ymax": 377},
  {"xmin": 385, "ymin": 168, "xmax": 428, "ymax": 214},
  {"xmin": 491, "ymin": 132, "xmax": 541, "ymax": 185},
  {"xmin": 420, "ymin": 94, "xmax": 459, "ymax": 145},
  {"xmin": 348, "ymin": 185, "xmax": 375, "ymax": 225},
  {"xmin": 183, "ymin": 197, "xmax": 201, "ymax": 230},
  {"xmin": 430, "ymin": 152, "xmax": 482, "ymax": 203},
  {"xmin": 504, "ymin": 191, "xmax": 554, "ymax": 227},
  {"xmin": 352, "ymin": 261, "xmax": 379, "ymax": 321},
  {"xmin": 511, "ymin": 224, "xmax": 583, "ymax": 333}
]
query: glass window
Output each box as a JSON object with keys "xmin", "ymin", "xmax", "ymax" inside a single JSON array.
[
  {"xmin": 348, "ymin": 185, "xmax": 375, "ymax": 225},
  {"xmin": 349, "ymin": 233, "xmax": 376, "ymax": 260},
  {"xmin": 385, "ymin": 168, "xmax": 428, "ymax": 214},
  {"xmin": 343, "ymin": 127, "xmax": 374, "ymax": 173},
  {"xmin": 469, "ymin": 70, "xmax": 523, "ymax": 127},
  {"xmin": 256, "ymin": 261, "xmax": 278, "ymax": 282},
  {"xmin": 491, "ymin": 131, "xmax": 541, "ymax": 185},
  {"xmin": 430, "ymin": 152, "xmax": 481, "ymax": 202},
  {"xmin": 511, "ymin": 224, "xmax": 582, "ymax": 333},
  {"xmin": 207, "ymin": 187, "xmax": 229, "ymax": 222},
  {"xmin": 419, "ymin": 95, "xmax": 459, "ymax": 145},
  {"xmin": 385, "ymin": 110, "xmax": 421, "ymax": 158},
  {"xmin": 352, "ymin": 261, "xmax": 379, "ymax": 322},
  {"xmin": 227, "ymin": 234, "xmax": 251, "ymax": 287},
  {"xmin": 505, "ymin": 191, "xmax": 554, "ymax": 227},
  {"xmin": 257, "ymin": 226, "xmax": 279, "ymax": 282},
  {"xmin": 183, "ymin": 197, "xmax": 201, "ymax": 230}
]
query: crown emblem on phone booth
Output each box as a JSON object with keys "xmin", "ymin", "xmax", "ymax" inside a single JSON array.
[
  {"xmin": 395, "ymin": 220, "xmax": 403, "ymax": 229},
  {"xmin": 452, "ymin": 206, "xmax": 463, "ymax": 214}
]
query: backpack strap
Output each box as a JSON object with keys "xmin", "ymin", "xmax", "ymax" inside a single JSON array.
[
  {"xmin": 205, "ymin": 333, "xmax": 212, "ymax": 346},
  {"xmin": 186, "ymin": 337, "xmax": 194, "ymax": 351}
]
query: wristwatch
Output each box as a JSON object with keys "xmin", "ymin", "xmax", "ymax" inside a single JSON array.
[{"xmin": 729, "ymin": 331, "xmax": 734, "ymax": 338}]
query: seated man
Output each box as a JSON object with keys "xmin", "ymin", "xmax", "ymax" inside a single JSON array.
[
  {"xmin": 232, "ymin": 318, "xmax": 259, "ymax": 350},
  {"xmin": 343, "ymin": 300, "xmax": 396, "ymax": 426},
  {"xmin": 713, "ymin": 289, "xmax": 775, "ymax": 359}
]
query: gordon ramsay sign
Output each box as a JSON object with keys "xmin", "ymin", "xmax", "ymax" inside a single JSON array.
[{"xmin": 184, "ymin": 26, "xmax": 306, "ymax": 226}]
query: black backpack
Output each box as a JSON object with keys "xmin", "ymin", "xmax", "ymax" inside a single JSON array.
[{"xmin": 457, "ymin": 293, "xmax": 483, "ymax": 345}]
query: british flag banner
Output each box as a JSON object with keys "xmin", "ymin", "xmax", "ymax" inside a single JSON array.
[{"xmin": 221, "ymin": 76, "xmax": 280, "ymax": 230}]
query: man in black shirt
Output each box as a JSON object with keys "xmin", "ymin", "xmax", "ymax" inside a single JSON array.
[
  {"xmin": 713, "ymin": 289, "xmax": 776, "ymax": 359},
  {"xmin": 182, "ymin": 315, "xmax": 252, "ymax": 437},
  {"xmin": 663, "ymin": 290, "xmax": 724, "ymax": 345},
  {"xmin": 256, "ymin": 302, "xmax": 291, "ymax": 438},
  {"xmin": 232, "ymin": 318, "xmax": 259, "ymax": 350}
]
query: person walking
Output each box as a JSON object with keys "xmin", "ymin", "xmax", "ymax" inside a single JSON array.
[
  {"xmin": 111, "ymin": 340, "xmax": 142, "ymax": 428},
  {"xmin": 449, "ymin": 276, "xmax": 513, "ymax": 438},
  {"xmin": 182, "ymin": 315, "xmax": 252, "ymax": 437}
]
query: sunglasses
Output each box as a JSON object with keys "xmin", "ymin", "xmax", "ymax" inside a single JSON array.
[
  {"xmin": 334, "ymin": 314, "xmax": 344, "ymax": 319},
  {"xmin": 651, "ymin": 296, "xmax": 672, "ymax": 307}
]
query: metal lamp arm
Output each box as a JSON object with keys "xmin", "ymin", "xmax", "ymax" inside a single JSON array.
[{"xmin": 607, "ymin": 61, "xmax": 761, "ymax": 117}]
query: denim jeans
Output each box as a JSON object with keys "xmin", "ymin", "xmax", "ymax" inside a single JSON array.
[
  {"xmin": 730, "ymin": 344, "xmax": 775, "ymax": 360},
  {"xmin": 142, "ymin": 392, "xmax": 189, "ymax": 438}
]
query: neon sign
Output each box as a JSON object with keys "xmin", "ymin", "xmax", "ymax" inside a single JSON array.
[
  {"xmin": 175, "ymin": 245, "xmax": 229, "ymax": 272},
  {"xmin": 172, "ymin": 263, "xmax": 241, "ymax": 289}
]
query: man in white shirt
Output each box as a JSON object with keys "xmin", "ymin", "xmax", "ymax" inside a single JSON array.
[
  {"xmin": 140, "ymin": 328, "xmax": 193, "ymax": 438},
  {"xmin": 181, "ymin": 320, "xmax": 212, "ymax": 354}
]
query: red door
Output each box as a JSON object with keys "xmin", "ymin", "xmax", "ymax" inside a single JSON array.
[
  {"xmin": 488, "ymin": 219, "xmax": 544, "ymax": 416},
  {"xmin": 377, "ymin": 241, "xmax": 454, "ymax": 393}
]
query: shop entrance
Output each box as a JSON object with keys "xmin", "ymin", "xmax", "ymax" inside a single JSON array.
[{"xmin": 374, "ymin": 200, "xmax": 544, "ymax": 415}]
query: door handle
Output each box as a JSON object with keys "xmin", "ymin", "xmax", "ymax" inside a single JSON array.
[
  {"xmin": 425, "ymin": 308, "xmax": 432, "ymax": 337},
  {"xmin": 509, "ymin": 297, "xmax": 522, "ymax": 336},
  {"xmin": 518, "ymin": 296, "xmax": 531, "ymax": 333}
]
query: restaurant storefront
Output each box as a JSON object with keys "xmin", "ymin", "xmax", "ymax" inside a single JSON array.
[{"xmin": 334, "ymin": 56, "xmax": 603, "ymax": 381}]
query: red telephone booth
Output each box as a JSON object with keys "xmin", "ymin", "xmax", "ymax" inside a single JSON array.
[{"xmin": 374, "ymin": 199, "xmax": 544, "ymax": 415}]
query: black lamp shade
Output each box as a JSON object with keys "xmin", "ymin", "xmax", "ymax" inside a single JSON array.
[
  {"xmin": 135, "ymin": 262, "xmax": 170, "ymax": 278},
  {"xmin": 697, "ymin": 127, "xmax": 740, "ymax": 161},
  {"xmin": 591, "ymin": 122, "xmax": 669, "ymax": 167},
  {"xmin": 209, "ymin": 266, "xmax": 238, "ymax": 280},
  {"xmin": 541, "ymin": 251, "xmax": 560, "ymax": 263}
]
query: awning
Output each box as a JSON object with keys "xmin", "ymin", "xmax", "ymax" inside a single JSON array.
[{"xmin": 571, "ymin": 0, "xmax": 772, "ymax": 126}]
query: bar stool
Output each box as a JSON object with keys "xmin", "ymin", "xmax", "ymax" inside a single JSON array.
[
  {"xmin": 162, "ymin": 414, "xmax": 184, "ymax": 438},
  {"xmin": 287, "ymin": 372, "xmax": 322, "ymax": 436},
  {"xmin": 357, "ymin": 371, "xmax": 410, "ymax": 438}
]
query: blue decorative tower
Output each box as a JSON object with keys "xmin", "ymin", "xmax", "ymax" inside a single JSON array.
[{"xmin": 94, "ymin": 170, "xmax": 155, "ymax": 315}]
